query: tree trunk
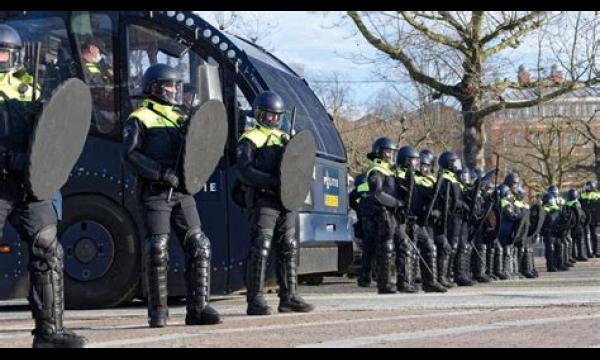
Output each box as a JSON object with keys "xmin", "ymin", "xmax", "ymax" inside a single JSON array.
[{"xmin": 462, "ymin": 102, "xmax": 485, "ymax": 169}]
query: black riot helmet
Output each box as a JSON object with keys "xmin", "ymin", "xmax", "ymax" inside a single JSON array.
[
  {"xmin": 397, "ymin": 145, "xmax": 420, "ymax": 168},
  {"xmin": 547, "ymin": 185, "xmax": 559, "ymax": 198},
  {"xmin": 583, "ymin": 181, "xmax": 597, "ymax": 192},
  {"xmin": 370, "ymin": 137, "xmax": 399, "ymax": 164},
  {"xmin": 0, "ymin": 24, "xmax": 23, "ymax": 73},
  {"xmin": 542, "ymin": 192, "xmax": 557, "ymax": 206},
  {"xmin": 142, "ymin": 63, "xmax": 183, "ymax": 105},
  {"xmin": 438, "ymin": 151, "xmax": 460, "ymax": 172},
  {"xmin": 497, "ymin": 184, "xmax": 511, "ymax": 199},
  {"xmin": 565, "ymin": 188, "xmax": 578, "ymax": 202},
  {"xmin": 419, "ymin": 149, "xmax": 435, "ymax": 174},
  {"xmin": 503, "ymin": 172, "xmax": 521, "ymax": 191},
  {"xmin": 253, "ymin": 90, "xmax": 285, "ymax": 129}
]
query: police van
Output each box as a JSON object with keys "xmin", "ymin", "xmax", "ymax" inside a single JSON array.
[{"xmin": 0, "ymin": 11, "xmax": 353, "ymax": 308}]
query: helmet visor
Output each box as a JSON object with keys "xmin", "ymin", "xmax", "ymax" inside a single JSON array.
[
  {"xmin": 256, "ymin": 110, "xmax": 282, "ymax": 129},
  {"xmin": 0, "ymin": 48, "xmax": 20, "ymax": 73},
  {"xmin": 154, "ymin": 80, "xmax": 183, "ymax": 105}
]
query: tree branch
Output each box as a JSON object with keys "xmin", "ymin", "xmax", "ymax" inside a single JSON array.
[
  {"xmin": 398, "ymin": 11, "xmax": 469, "ymax": 54},
  {"xmin": 475, "ymin": 78, "xmax": 600, "ymax": 119},
  {"xmin": 481, "ymin": 11, "xmax": 545, "ymax": 44},
  {"xmin": 483, "ymin": 15, "xmax": 544, "ymax": 58},
  {"xmin": 347, "ymin": 11, "xmax": 460, "ymax": 98}
]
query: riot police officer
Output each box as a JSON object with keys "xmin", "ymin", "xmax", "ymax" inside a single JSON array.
[
  {"xmin": 396, "ymin": 146, "xmax": 447, "ymax": 293},
  {"xmin": 565, "ymin": 189, "xmax": 588, "ymax": 261},
  {"xmin": 455, "ymin": 167, "xmax": 477, "ymax": 285},
  {"xmin": 541, "ymin": 192, "xmax": 567, "ymax": 272},
  {"xmin": 0, "ymin": 24, "xmax": 86, "ymax": 348},
  {"xmin": 236, "ymin": 90, "xmax": 314, "ymax": 314},
  {"xmin": 123, "ymin": 63, "xmax": 221, "ymax": 327},
  {"xmin": 513, "ymin": 185, "xmax": 533, "ymax": 278},
  {"xmin": 361, "ymin": 137, "xmax": 405, "ymax": 294},
  {"xmin": 349, "ymin": 172, "xmax": 376, "ymax": 287},
  {"xmin": 464, "ymin": 168, "xmax": 492, "ymax": 283},
  {"xmin": 498, "ymin": 172, "xmax": 526, "ymax": 279},
  {"xmin": 436, "ymin": 151, "xmax": 470, "ymax": 286},
  {"xmin": 579, "ymin": 181, "xmax": 600, "ymax": 258}
]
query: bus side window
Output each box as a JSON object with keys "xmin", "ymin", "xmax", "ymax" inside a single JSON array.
[
  {"xmin": 71, "ymin": 11, "xmax": 118, "ymax": 138},
  {"xmin": 235, "ymin": 85, "xmax": 254, "ymax": 136}
]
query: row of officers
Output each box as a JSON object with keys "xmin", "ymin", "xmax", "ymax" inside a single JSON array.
[
  {"xmin": 0, "ymin": 23, "xmax": 312, "ymax": 347},
  {"xmin": 349, "ymin": 137, "xmax": 600, "ymax": 294}
]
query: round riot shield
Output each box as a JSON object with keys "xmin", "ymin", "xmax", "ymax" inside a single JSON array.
[
  {"xmin": 26, "ymin": 78, "xmax": 92, "ymax": 200},
  {"xmin": 181, "ymin": 100, "xmax": 228, "ymax": 195},
  {"xmin": 279, "ymin": 130, "xmax": 316, "ymax": 211}
]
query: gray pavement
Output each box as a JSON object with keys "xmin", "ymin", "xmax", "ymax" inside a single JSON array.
[{"xmin": 1, "ymin": 257, "xmax": 599, "ymax": 347}]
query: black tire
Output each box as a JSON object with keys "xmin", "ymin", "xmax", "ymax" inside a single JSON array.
[
  {"xmin": 299, "ymin": 274, "xmax": 324, "ymax": 286},
  {"xmin": 59, "ymin": 195, "xmax": 140, "ymax": 309}
]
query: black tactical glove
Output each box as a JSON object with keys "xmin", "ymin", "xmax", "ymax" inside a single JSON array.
[{"xmin": 161, "ymin": 168, "xmax": 179, "ymax": 189}]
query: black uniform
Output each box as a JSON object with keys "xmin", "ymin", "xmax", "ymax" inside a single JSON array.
[
  {"xmin": 0, "ymin": 22, "xmax": 88, "ymax": 348},
  {"xmin": 123, "ymin": 93, "xmax": 220, "ymax": 327},
  {"xmin": 349, "ymin": 173, "xmax": 376, "ymax": 287}
]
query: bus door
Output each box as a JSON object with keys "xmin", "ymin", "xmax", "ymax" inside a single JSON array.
[{"xmin": 122, "ymin": 18, "xmax": 230, "ymax": 295}]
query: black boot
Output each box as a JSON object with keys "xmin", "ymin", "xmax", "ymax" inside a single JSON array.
[
  {"xmin": 413, "ymin": 251, "xmax": 422, "ymax": 284},
  {"xmin": 421, "ymin": 249, "xmax": 447, "ymax": 293},
  {"xmin": 145, "ymin": 235, "xmax": 169, "ymax": 328},
  {"xmin": 494, "ymin": 244, "xmax": 508, "ymax": 279},
  {"xmin": 377, "ymin": 240, "xmax": 398, "ymax": 294},
  {"xmin": 184, "ymin": 232, "xmax": 222, "ymax": 325},
  {"xmin": 545, "ymin": 243, "xmax": 557, "ymax": 272},
  {"xmin": 486, "ymin": 242, "xmax": 498, "ymax": 281},
  {"xmin": 357, "ymin": 237, "xmax": 374, "ymax": 287},
  {"xmin": 521, "ymin": 248, "xmax": 536, "ymax": 278},
  {"xmin": 447, "ymin": 245, "xmax": 457, "ymax": 284},
  {"xmin": 455, "ymin": 244, "xmax": 475, "ymax": 286},
  {"xmin": 555, "ymin": 240, "xmax": 569, "ymax": 271},
  {"xmin": 474, "ymin": 244, "xmax": 491, "ymax": 283},
  {"xmin": 246, "ymin": 235, "xmax": 272, "ymax": 316},
  {"xmin": 30, "ymin": 229, "xmax": 87, "ymax": 348},
  {"xmin": 396, "ymin": 244, "xmax": 419, "ymax": 293},
  {"xmin": 502, "ymin": 245, "xmax": 513, "ymax": 280},
  {"xmin": 436, "ymin": 247, "xmax": 453, "ymax": 288},
  {"xmin": 277, "ymin": 236, "xmax": 314, "ymax": 313}
]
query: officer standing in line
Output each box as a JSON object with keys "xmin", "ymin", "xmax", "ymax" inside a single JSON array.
[
  {"xmin": 349, "ymin": 172, "xmax": 376, "ymax": 287},
  {"xmin": 436, "ymin": 152, "xmax": 469, "ymax": 286},
  {"xmin": 564, "ymin": 189, "xmax": 588, "ymax": 261},
  {"xmin": 79, "ymin": 35, "xmax": 113, "ymax": 86},
  {"xmin": 499, "ymin": 173, "xmax": 524, "ymax": 279},
  {"xmin": 466, "ymin": 168, "xmax": 492, "ymax": 283},
  {"xmin": 549, "ymin": 185, "xmax": 576, "ymax": 267},
  {"xmin": 360, "ymin": 137, "xmax": 406, "ymax": 294},
  {"xmin": 580, "ymin": 181, "xmax": 600, "ymax": 258},
  {"xmin": 420, "ymin": 149, "xmax": 453, "ymax": 288},
  {"xmin": 0, "ymin": 24, "xmax": 86, "ymax": 348},
  {"xmin": 235, "ymin": 90, "xmax": 314, "ymax": 314},
  {"xmin": 395, "ymin": 146, "xmax": 447, "ymax": 293},
  {"xmin": 122, "ymin": 63, "xmax": 221, "ymax": 327},
  {"xmin": 455, "ymin": 167, "xmax": 477, "ymax": 286},
  {"xmin": 541, "ymin": 192, "xmax": 567, "ymax": 272},
  {"xmin": 513, "ymin": 185, "xmax": 533, "ymax": 278}
]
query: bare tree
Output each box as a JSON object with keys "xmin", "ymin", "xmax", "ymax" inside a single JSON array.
[
  {"xmin": 209, "ymin": 11, "xmax": 279, "ymax": 51},
  {"xmin": 495, "ymin": 115, "xmax": 592, "ymax": 191},
  {"xmin": 308, "ymin": 71, "xmax": 356, "ymax": 121},
  {"xmin": 345, "ymin": 11, "xmax": 600, "ymax": 168},
  {"xmin": 566, "ymin": 109, "xmax": 600, "ymax": 181}
]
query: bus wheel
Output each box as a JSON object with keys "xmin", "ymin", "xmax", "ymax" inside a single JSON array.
[{"xmin": 59, "ymin": 195, "xmax": 140, "ymax": 309}]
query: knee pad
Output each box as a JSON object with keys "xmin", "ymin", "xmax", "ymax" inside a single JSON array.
[
  {"xmin": 253, "ymin": 230, "xmax": 272, "ymax": 258},
  {"xmin": 146, "ymin": 234, "xmax": 169, "ymax": 266},
  {"xmin": 185, "ymin": 227, "xmax": 211, "ymax": 260},
  {"xmin": 281, "ymin": 232, "xmax": 298, "ymax": 254},
  {"xmin": 31, "ymin": 225, "xmax": 61, "ymax": 271}
]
